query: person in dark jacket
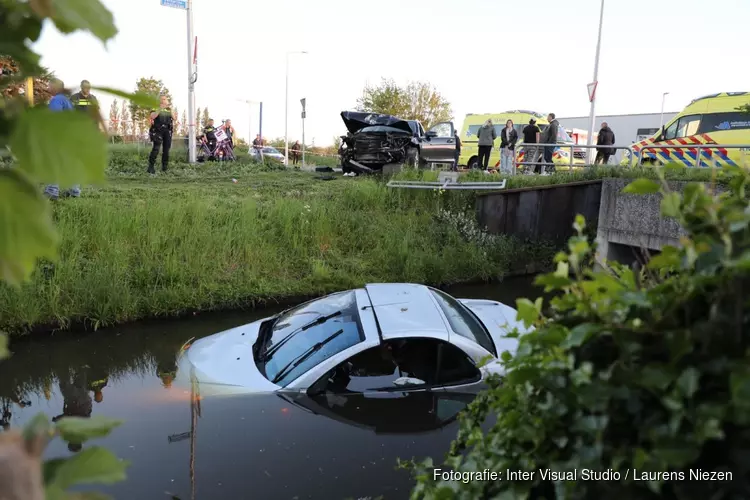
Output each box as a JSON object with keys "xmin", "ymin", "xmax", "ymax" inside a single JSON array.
[
  {"xmin": 453, "ymin": 131, "xmax": 462, "ymax": 171},
  {"xmin": 499, "ymin": 120, "xmax": 518, "ymax": 175},
  {"xmin": 291, "ymin": 140, "xmax": 301, "ymax": 166},
  {"xmin": 522, "ymin": 119, "xmax": 542, "ymax": 173},
  {"xmin": 147, "ymin": 94, "xmax": 173, "ymax": 174},
  {"xmin": 595, "ymin": 122, "xmax": 616, "ymax": 165},
  {"xmin": 476, "ymin": 119, "xmax": 497, "ymax": 170},
  {"xmin": 69, "ymin": 80, "xmax": 102, "ymax": 126},
  {"xmin": 540, "ymin": 113, "xmax": 559, "ymax": 172}
]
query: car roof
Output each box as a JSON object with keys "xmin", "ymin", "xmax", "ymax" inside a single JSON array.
[{"xmin": 363, "ymin": 283, "xmax": 448, "ymax": 340}]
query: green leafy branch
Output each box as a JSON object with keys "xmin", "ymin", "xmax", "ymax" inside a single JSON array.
[{"xmin": 1, "ymin": 0, "xmax": 158, "ymax": 496}]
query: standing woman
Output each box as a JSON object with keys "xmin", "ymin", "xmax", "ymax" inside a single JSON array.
[
  {"xmin": 476, "ymin": 119, "xmax": 496, "ymax": 170},
  {"xmin": 223, "ymin": 119, "xmax": 236, "ymax": 149},
  {"xmin": 499, "ymin": 120, "xmax": 518, "ymax": 175}
]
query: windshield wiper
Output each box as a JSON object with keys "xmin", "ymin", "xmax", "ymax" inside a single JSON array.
[
  {"xmin": 271, "ymin": 328, "xmax": 344, "ymax": 385},
  {"xmin": 261, "ymin": 310, "xmax": 343, "ymax": 362}
]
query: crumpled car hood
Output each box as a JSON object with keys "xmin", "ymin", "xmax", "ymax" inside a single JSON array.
[{"xmin": 341, "ymin": 111, "xmax": 414, "ymax": 135}]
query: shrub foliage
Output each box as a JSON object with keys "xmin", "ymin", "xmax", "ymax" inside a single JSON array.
[{"xmin": 410, "ymin": 165, "xmax": 750, "ymax": 499}]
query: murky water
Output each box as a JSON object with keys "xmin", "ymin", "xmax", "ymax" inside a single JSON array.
[{"xmin": 0, "ymin": 277, "xmax": 542, "ymax": 500}]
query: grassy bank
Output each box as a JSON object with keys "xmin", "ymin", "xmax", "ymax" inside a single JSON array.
[{"xmin": 0, "ymin": 168, "xmax": 554, "ymax": 334}]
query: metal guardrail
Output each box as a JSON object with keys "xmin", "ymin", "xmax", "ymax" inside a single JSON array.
[
  {"xmin": 513, "ymin": 142, "xmax": 635, "ymax": 172},
  {"xmin": 634, "ymin": 143, "xmax": 750, "ymax": 169},
  {"xmin": 387, "ymin": 171, "xmax": 507, "ymax": 190}
]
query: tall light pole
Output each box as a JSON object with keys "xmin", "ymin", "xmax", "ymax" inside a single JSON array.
[
  {"xmin": 586, "ymin": 0, "xmax": 605, "ymax": 162},
  {"xmin": 285, "ymin": 50, "xmax": 308, "ymax": 167},
  {"xmin": 237, "ymin": 98, "xmax": 260, "ymax": 144},
  {"xmin": 659, "ymin": 92, "xmax": 670, "ymax": 128},
  {"xmin": 186, "ymin": 0, "xmax": 197, "ymax": 163}
]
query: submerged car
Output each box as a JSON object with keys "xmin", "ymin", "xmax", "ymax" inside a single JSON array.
[
  {"xmin": 177, "ymin": 284, "xmax": 527, "ymax": 398},
  {"xmin": 338, "ymin": 112, "xmax": 458, "ymax": 175}
]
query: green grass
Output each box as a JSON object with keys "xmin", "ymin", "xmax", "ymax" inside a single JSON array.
[{"xmin": 0, "ymin": 157, "xmax": 554, "ymax": 333}]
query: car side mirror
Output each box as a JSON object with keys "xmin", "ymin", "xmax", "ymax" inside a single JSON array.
[
  {"xmin": 425, "ymin": 131, "xmax": 437, "ymax": 138},
  {"xmin": 393, "ymin": 376, "xmax": 425, "ymax": 387}
]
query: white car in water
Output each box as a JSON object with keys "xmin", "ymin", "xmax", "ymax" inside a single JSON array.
[{"xmin": 176, "ymin": 284, "xmax": 528, "ymax": 397}]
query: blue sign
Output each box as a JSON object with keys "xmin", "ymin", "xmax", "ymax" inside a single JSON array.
[{"xmin": 161, "ymin": 0, "xmax": 187, "ymax": 9}]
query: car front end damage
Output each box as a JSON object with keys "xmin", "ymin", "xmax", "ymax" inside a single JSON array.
[{"xmin": 339, "ymin": 111, "xmax": 419, "ymax": 174}]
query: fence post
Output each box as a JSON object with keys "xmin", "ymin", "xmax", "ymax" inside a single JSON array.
[{"xmin": 569, "ymin": 144, "xmax": 574, "ymax": 171}]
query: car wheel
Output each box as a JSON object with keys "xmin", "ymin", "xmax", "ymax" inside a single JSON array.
[
  {"xmin": 406, "ymin": 148, "xmax": 420, "ymax": 169},
  {"xmin": 468, "ymin": 156, "xmax": 479, "ymax": 169}
]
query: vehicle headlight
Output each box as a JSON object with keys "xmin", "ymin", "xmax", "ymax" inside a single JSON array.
[{"xmin": 557, "ymin": 149, "xmax": 570, "ymax": 158}]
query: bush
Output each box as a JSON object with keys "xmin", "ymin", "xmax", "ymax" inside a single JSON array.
[{"xmin": 410, "ymin": 165, "xmax": 750, "ymax": 499}]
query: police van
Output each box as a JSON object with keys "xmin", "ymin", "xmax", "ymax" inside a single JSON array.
[{"xmin": 625, "ymin": 92, "xmax": 750, "ymax": 167}]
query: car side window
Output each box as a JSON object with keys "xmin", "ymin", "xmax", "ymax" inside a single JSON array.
[
  {"xmin": 675, "ymin": 115, "xmax": 701, "ymax": 138},
  {"xmin": 663, "ymin": 120, "xmax": 679, "ymax": 141},
  {"xmin": 429, "ymin": 122, "xmax": 453, "ymax": 138},
  {"xmin": 698, "ymin": 112, "xmax": 750, "ymax": 134},
  {"xmin": 429, "ymin": 289, "xmax": 496, "ymax": 356},
  {"xmin": 308, "ymin": 338, "xmax": 479, "ymax": 395}
]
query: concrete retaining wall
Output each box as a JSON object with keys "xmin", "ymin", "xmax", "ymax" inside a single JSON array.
[
  {"xmin": 475, "ymin": 180, "xmax": 603, "ymax": 245},
  {"xmin": 595, "ymin": 178, "xmax": 726, "ymax": 264}
]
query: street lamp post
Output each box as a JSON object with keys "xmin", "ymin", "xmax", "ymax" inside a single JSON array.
[
  {"xmin": 284, "ymin": 50, "xmax": 308, "ymax": 167},
  {"xmin": 660, "ymin": 92, "xmax": 670, "ymax": 129},
  {"xmin": 586, "ymin": 0, "xmax": 606, "ymax": 163},
  {"xmin": 237, "ymin": 99, "xmax": 259, "ymax": 144}
]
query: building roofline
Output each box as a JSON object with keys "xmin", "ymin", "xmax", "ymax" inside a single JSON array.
[{"xmin": 558, "ymin": 112, "xmax": 681, "ymax": 120}]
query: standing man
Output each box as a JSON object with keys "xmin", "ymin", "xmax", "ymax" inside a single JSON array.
[
  {"xmin": 476, "ymin": 119, "xmax": 496, "ymax": 171},
  {"xmin": 147, "ymin": 94, "xmax": 173, "ymax": 174},
  {"xmin": 453, "ymin": 130, "xmax": 462, "ymax": 171},
  {"xmin": 595, "ymin": 122, "xmax": 616, "ymax": 165},
  {"xmin": 69, "ymin": 80, "xmax": 103, "ymax": 129},
  {"xmin": 522, "ymin": 118, "xmax": 541, "ymax": 173},
  {"xmin": 540, "ymin": 113, "xmax": 559, "ymax": 174},
  {"xmin": 44, "ymin": 79, "xmax": 80, "ymax": 200},
  {"xmin": 291, "ymin": 140, "xmax": 301, "ymax": 167}
]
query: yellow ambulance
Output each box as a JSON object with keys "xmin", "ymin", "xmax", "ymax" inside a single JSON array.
[
  {"xmin": 458, "ymin": 110, "xmax": 587, "ymax": 169},
  {"xmin": 624, "ymin": 92, "xmax": 750, "ymax": 167}
]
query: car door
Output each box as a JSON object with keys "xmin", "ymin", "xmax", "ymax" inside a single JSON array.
[
  {"xmin": 280, "ymin": 390, "xmax": 474, "ymax": 434},
  {"xmin": 421, "ymin": 122, "xmax": 455, "ymax": 164}
]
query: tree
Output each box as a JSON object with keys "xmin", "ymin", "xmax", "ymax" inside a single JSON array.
[
  {"xmin": 411, "ymin": 170, "xmax": 750, "ymax": 500},
  {"xmin": 202, "ymin": 107, "xmax": 210, "ymax": 128},
  {"xmin": 129, "ymin": 77, "xmax": 172, "ymax": 137},
  {"xmin": 180, "ymin": 110, "xmax": 187, "ymax": 136},
  {"xmin": 108, "ymin": 99, "xmax": 120, "ymax": 135},
  {"xmin": 196, "ymin": 106, "xmax": 202, "ymax": 131},
  {"xmin": 119, "ymin": 100, "xmax": 131, "ymax": 138},
  {"xmin": 333, "ymin": 135, "xmax": 342, "ymax": 152},
  {"xmin": 356, "ymin": 78, "xmax": 453, "ymax": 128},
  {"xmin": 0, "ymin": 55, "xmax": 55, "ymax": 104},
  {"xmin": 1, "ymin": 0, "xmax": 154, "ymax": 496},
  {"xmin": 172, "ymin": 105, "xmax": 179, "ymax": 135}
]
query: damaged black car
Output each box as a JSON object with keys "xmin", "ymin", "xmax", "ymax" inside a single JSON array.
[{"xmin": 338, "ymin": 111, "xmax": 456, "ymax": 175}]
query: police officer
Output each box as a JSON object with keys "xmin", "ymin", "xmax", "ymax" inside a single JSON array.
[
  {"xmin": 203, "ymin": 118, "xmax": 217, "ymax": 151},
  {"xmin": 148, "ymin": 94, "xmax": 173, "ymax": 174},
  {"xmin": 70, "ymin": 80, "xmax": 98, "ymax": 115}
]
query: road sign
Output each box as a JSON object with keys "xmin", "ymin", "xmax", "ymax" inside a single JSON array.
[
  {"xmin": 161, "ymin": 0, "xmax": 187, "ymax": 10},
  {"xmin": 300, "ymin": 98, "xmax": 306, "ymax": 111},
  {"xmin": 587, "ymin": 82, "xmax": 598, "ymax": 102},
  {"xmin": 301, "ymin": 111, "xmax": 306, "ymax": 119}
]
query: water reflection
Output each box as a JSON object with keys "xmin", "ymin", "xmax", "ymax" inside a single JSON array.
[{"xmin": 0, "ymin": 277, "xmax": 539, "ymax": 499}]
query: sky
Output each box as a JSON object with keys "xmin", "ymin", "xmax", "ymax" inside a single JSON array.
[{"xmin": 34, "ymin": 0, "xmax": 749, "ymax": 147}]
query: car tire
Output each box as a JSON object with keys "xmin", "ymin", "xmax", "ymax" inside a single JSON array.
[
  {"xmin": 406, "ymin": 148, "xmax": 421, "ymax": 169},
  {"xmin": 468, "ymin": 156, "xmax": 479, "ymax": 169}
]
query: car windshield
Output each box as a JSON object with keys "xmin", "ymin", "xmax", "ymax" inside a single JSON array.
[
  {"xmin": 537, "ymin": 124, "xmax": 574, "ymax": 143},
  {"xmin": 358, "ymin": 125, "xmax": 411, "ymax": 134},
  {"xmin": 262, "ymin": 147, "xmax": 280, "ymax": 154},
  {"xmin": 257, "ymin": 291, "xmax": 364, "ymax": 387}
]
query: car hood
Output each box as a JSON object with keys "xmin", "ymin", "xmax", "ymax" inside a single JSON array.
[
  {"xmin": 458, "ymin": 299, "xmax": 528, "ymax": 357},
  {"xmin": 341, "ymin": 111, "xmax": 413, "ymax": 135},
  {"xmin": 179, "ymin": 319, "xmax": 279, "ymax": 395}
]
